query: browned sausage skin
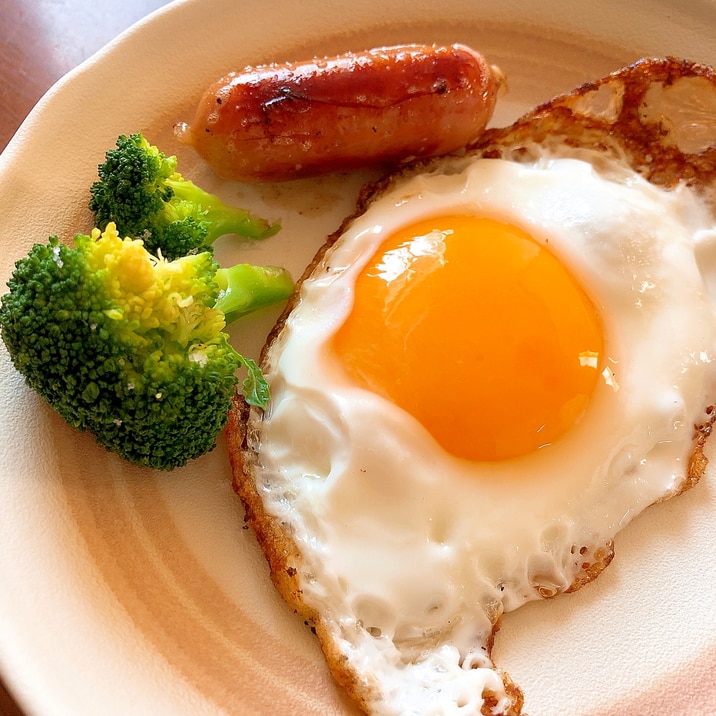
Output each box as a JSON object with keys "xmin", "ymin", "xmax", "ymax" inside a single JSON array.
[{"xmin": 175, "ymin": 44, "xmax": 502, "ymax": 182}]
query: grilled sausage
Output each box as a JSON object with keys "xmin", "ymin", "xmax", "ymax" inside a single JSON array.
[{"xmin": 175, "ymin": 44, "xmax": 502, "ymax": 182}]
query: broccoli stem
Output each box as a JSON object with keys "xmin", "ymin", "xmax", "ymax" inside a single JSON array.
[
  {"xmin": 166, "ymin": 178, "xmax": 281, "ymax": 243},
  {"xmin": 215, "ymin": 264, "xmax": 294, "ymax": 323}
]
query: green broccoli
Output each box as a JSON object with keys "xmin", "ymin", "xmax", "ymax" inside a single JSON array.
[
  {"xmin": 0, "ymin": 223, "xmax": 293, "ymax": 470},
  {"xmin": 89, "ymin": 133, "xmax": 280, "ymax": 260}
]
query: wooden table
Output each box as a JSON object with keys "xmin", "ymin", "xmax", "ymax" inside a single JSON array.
[{"xmin": 0, "ymin": 1, "xmax": 173, "ymax": 710}]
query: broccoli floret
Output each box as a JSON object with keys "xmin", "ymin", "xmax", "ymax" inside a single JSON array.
[
  {"xmin": 89, "ymin": 133, "xmax": 280, "ymax": 260},
  {"xmin": 0, "ymin": 223, "xmax": 293, "ymax": 470}
]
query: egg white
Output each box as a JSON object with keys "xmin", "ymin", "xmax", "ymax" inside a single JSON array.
[{"xmin": 247, "ymin": 150, "xmax": 716, "ymax": 715}]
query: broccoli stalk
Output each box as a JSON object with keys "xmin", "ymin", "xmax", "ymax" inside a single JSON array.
[
  {"xmin": 215, "ymin": 263, "xmax": 295, "ymax": 324},
  {"xmin": 89, "ymin": 133, "xmax": 280, "ymax": 260},
  {"xmin": 0, "ymin": 223, "xmax": 293, "ymax": 470}
]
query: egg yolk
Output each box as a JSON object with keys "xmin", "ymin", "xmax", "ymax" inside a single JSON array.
[{"xmin": 332, "ymin": 215, "xmax": 604, "ymax": 462}]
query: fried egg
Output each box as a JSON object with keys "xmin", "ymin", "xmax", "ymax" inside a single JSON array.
[{"xmin": 234, "ymin": 59, "xmax": 716, "ymax": 716}]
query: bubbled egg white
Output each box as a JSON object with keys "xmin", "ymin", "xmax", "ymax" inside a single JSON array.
[{"xmin": 248, "ymin": 149, "xmax": 716, "ymax": 715}]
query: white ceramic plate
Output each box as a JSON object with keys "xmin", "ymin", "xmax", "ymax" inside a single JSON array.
[{"xmin": 2, "ymin": 0, "xmax": 716, "ymax": 714}]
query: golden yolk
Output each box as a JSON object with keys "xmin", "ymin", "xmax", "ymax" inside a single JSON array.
[{"xmin": 332, "ymin": 215, "xmax": 604, "ymax": 462}]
